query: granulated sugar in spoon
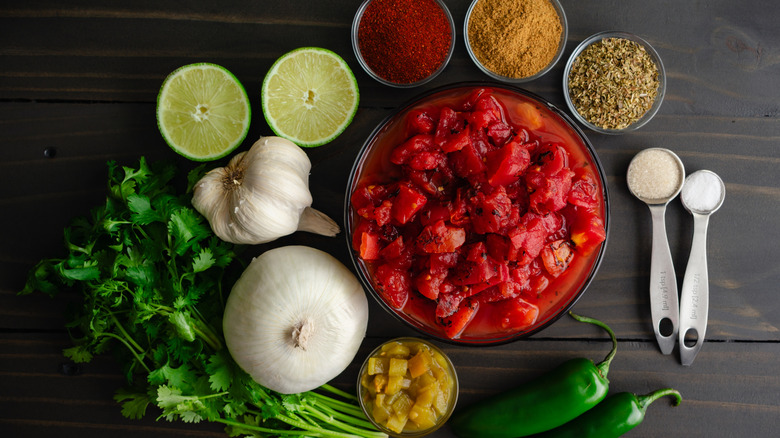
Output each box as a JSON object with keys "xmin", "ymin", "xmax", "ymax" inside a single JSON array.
[
  {"xmin": 678, "ymin": 170, "xmax": 725, "ymax": 366},
  {"xmin": 627, "ymin": 148, "xmax": 685, "ymax": 355}
]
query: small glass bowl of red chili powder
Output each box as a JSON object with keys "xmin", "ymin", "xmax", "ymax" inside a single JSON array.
[{"xmin": 352, "ymin": 0, "xmax": 455, "ymax": 88}]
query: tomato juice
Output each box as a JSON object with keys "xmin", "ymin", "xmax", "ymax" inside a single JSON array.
[{"xmin": 347, "ymin": 85, "xmax": 607, "ymax": 343}]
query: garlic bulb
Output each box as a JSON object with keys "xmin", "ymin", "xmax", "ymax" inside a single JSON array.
[
  {"xmin": 223, "ymin": 245, "xmax": 369, "ymax": 394},
  {"xmin": 192, "ymin": 136, "xmax": 340, "ymax": 244}
]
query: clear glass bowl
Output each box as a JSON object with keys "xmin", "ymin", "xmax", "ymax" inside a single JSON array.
[
  {"xmin": 464, "ymin": 0, "xmax": 568, "ymax": 83},
  {"xmin": 357, "ymin": 337, "xmax": 459, "ymax": 437},
  {"xmin": 344, "ymin": 82, "xmax": 610, "ymax": 346},
  {"xmin": 563, "ymin": 31, "xmax": 666, "ymax": 134},
  {"xmin": 351, "ymin": 0, "xmax": 455, "ymax": 88}
]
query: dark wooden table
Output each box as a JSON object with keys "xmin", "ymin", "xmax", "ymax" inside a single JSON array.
[{"xmin": 2, "ymin": 1, "xmax": 779, "ymax": 437}]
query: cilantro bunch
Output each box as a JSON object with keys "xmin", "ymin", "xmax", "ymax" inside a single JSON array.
[{"xmin": 21, "ymin": 158, "xmax": 386, "ymax": 438}]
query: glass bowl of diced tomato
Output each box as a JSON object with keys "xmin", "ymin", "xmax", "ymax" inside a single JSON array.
[{"xmin": 345, "ymin": 83, "xmax": 609, "ymax": 345}]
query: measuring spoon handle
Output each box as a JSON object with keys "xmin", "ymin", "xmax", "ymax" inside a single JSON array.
[
  {"xmin": 648, "ymin": 204, "xmax": 679, "ymax": 355},
  {"xmin": 679, "ymin": 213, "xmax": 711, "ymax": 366}
]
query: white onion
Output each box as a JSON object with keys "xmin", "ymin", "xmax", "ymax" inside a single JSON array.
[{"xmin": 223, "ymin": 245, "xmax": 369, "ymax": 394}]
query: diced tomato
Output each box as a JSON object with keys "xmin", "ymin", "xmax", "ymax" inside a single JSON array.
[
  {"xmin": 508, "ymin": 213, "xmax": 549, "ymax": 262},
  {"xmin": 438, "ymin": 298, "xmax": 479, "ymax": 339},
  {"xmin": 392, "ymin": 184, "xmax": 427, "ymax": 225},
  {"xmin": 570, "ymin": 214, "xmax": 606, "ymax": 256},
  {"xmin": 407, "ymin": 109, "xmax": 436, "ymax": 135},
  {"xmin": 486, "ymin": 139, "xmax": 531, "ymax": 187},
  {"xmin": 375, "ymin": 264, "xmax": 411, "ymax": 309},
  {"xmin": 486, "ymin": 120, "xmax": 513, "ymax": 146},
  {"xmin": 379, "ymin": 236, "xmax": 405, "ymax": 260},
  {"xmin": 495, "ymin": 297, "xmax": 540, "ymax": 331},
  {"xmin": 429, "ymin": 252, "xmax": 459, "ymax": 274},
  {"xmin": 391, "ymin": 134, "xmax": 434, "ymax": 165},
  {"xmin": 408, "ymin": 151, "xmax": 446, "ymax": 171},
  {"xmin": 359, "ymin": 232, "xmax": 380, "ymax": 260},
  {"xmin": 415, "ymin": 270, "xmax": 448, "ymax": 300},
  {"xmin": 473, "ymin": 93, "xmax": 504, "ymax": 123},
  {"xmin": 372, "ymin": 199, "xmax": 393, "ymax": 227},
  {"xmin": 465, "ymin": 241, "xmax": 488, "ymax": 263},
  {"xmin": 420, "ymin": 203, "xmax": 450, "ymax": 226},
  {"xmin": 541, "ymin": 239, "xmax": 574, "ymax": 277},
  {"xmin": 434, "ymin": 107, "xmax": 467, "ymax": 149},
  {"xmin": 485, "ymin": 233, "xmax": 509, "ymax": 261},
  {"xmin": 528, "ymin": 167, "xmax": 574, "ymax": 213},
  {"xmin": 350, "ymin": 183, "xmax": 389, "ymax": 211},
  {"xmin": 417, "ymin": 220, "xmax": 466, "ymax": 253},
  {"xmin": 469, "ymin": 186, "xmax": 513, "ymax": 234},
  {"xmin": 441, "ymin": 126, "xmax": 472, "ymax": 153},
  {"xmin": 568, "ymin": 168, "xmax": 600, "ymax": 210},
  {"xmin": 351, "ymin": 220, "xmax": 374, "ymax": 252},
  {"xmin": 450, "ymin": 143, "xmax": 486, "ymax": 178},
  {"xmin": 532, "ymin": 143, "xmax": 569, "ymax": 176}
]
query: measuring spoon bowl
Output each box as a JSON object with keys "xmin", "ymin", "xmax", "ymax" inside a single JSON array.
[
  {"xmin": 678, "ymin": 170, "xmax": 725, "ymax": 366},
  {"xmin": 627, "ymin": 148, "xmax": 685, "ymax": 355}
]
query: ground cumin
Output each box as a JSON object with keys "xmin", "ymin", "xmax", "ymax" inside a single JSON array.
[{"xmin": 467, "ymin": 0, "xmax": 562, "ymax": 79}]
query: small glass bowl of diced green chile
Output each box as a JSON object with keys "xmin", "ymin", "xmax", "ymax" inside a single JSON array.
[{"xmin": 357, "ymin": 338, "xmax": 458, "ymax": 437}]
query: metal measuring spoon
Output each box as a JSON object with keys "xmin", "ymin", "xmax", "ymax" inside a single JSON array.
[
  {"xmin": 627, "ymin": 148, "xmax": 685, "ymax": 355},
  {"xmin": 678, "ymin": 170, "xmax": 725, "ymax": 366}
]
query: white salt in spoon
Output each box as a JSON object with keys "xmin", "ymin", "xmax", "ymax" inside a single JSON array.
[
  {"xmin": 678, "ymin": 170, "xmax": 725, "ymax": 366},
  {"xmin": 627, "ymin": 148, "xmax": 685, "ymax": 355}
]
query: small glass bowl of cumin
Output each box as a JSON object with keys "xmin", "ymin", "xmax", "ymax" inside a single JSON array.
[
  {"xmin": 563, "ymin": 31, "xmax": 666, "ymax": 134},
  {"xmin": 464, "ymin": 0, "xmax": 568, "ymax": 83}
]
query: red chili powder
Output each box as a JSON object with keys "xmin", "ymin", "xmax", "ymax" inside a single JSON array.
[{"xmin": 357, "ymin": 0, "xmax": 452, "ymax": 84}]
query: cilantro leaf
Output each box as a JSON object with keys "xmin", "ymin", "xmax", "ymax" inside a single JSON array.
[
  {"xmin": 114, "ymin": 387, "xmax": 150, "ymax": 420},
  {"xmin": 206, "ymin": 350, "xmax": 234, "ymax": 392}
]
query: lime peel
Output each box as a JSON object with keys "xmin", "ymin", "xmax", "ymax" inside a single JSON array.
[{"xmin": 262, "ymin": 47, "xmax": 360, "ymax": 148}]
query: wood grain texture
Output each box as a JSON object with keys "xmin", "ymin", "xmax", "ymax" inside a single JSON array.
[{"xmin": 1, "ymin": 0, "xmax": 779, "ymax": 436}]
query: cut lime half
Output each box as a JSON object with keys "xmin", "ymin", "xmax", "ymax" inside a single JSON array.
[
  {"xmin": 262, "ymin": 47, "xmax": 359, "ymax": 147},
  {"xmin": 157, "ymin": 63, "xmax": 251, "ymax": 161}
]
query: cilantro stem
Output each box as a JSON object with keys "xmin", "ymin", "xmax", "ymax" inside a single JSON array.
[
  {"xmin": 308, "ymin": 392, "xmax": 365, "ymax": 418},
  {"xmin": 214, "ymin": 418, "xmax": 326, "ymax": 436},
  {"xmin": 309, "ymin": 400, "xmax": 376, "ymax": 430},
  {"xmin": 108, "ymin": 312, "xmax": 147, "ymax": 358},
  {"xmin": 319, "ymin": 384, "xmax": 359, "ymax": 402},
  {"xmin": 99, "ymin": 332, "xmax": 151, "ymax": 374},
  {"xmin": 301, "ymin": 404, "xmax": 387, "ymax": 438}
]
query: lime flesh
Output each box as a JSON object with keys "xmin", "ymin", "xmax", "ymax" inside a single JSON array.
[
  {"xmin": 262, "ymin": 47, "xmax": 359, "ymax": 147},
  {"xmin": 157, "ymin": 63, "xmax": 251, "ymax": 161}
]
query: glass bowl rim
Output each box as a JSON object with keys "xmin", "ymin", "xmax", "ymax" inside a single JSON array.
[
  {"xmin": 356, "ymin": 336, "xmax": 459, "ymax": 437},
  {"xmin": 343, "ymin": 81, "xmax": 611, "ymax": 346},
  {"xmin": 463, "ymin": 0, "xmax": 568, "ymax": 83},
  {"xmin": 351, "ymin": 0, "xmax": 456, "ymax": 88},
  {"xmin": 563, "ymin": 30, "xmax": 666, "ymax": 134}
]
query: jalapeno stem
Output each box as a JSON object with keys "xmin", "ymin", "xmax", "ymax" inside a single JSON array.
[
  {"xmin": 638, "ymin": 388, "xmax": 682, "ymax": 411},
  {"xmin": 569, "ymin": 312, "xmax": 617, "ymax": 378}
]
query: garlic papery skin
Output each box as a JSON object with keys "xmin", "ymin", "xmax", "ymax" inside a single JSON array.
[
  {"xmin": 192, "ymin": 136, "xmax": 340, "ymax": 244},
  {"xmin": 223, "ymin": 245, "xmax": 369, "ymax": 394}
]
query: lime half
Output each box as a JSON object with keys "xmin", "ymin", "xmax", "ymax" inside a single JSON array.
[
  {"xmin": 157, "ymin": 63, "xmax": 251, "ymax": 161},
  {"xmin": 262, "ymin": 47, "xmax": 359, "ymax": 147}
]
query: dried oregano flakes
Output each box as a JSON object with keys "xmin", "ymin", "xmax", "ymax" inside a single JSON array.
[{"xmin": 567, "ymin": 37, "xmax": 660, "ymax": 130}]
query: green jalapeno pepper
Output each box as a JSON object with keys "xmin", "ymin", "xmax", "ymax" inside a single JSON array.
[
  {"xmin": 532, "ymin": 388, "xmax": 682, "ymax": 438},
  {"xmin": 450, "ymin": 312, "xmax": 617, "ymax": 438}
]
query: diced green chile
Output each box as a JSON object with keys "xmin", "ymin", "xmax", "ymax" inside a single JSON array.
[
  {"xmin": 450, "ymin": 312, "xmax": 617, "ymax": 438},
  {"xmin": 533, "ymin": 388, "xmax": 682, "ymax": 438}
]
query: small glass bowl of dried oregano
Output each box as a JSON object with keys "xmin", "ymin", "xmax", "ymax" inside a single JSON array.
[
  {"xmin": 464, "ymin": 0, "xmax": 568, "ymax": 83},
  {"xmin": 563, "ymin": 31, "xmax": 666, "ymax": 134}
]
